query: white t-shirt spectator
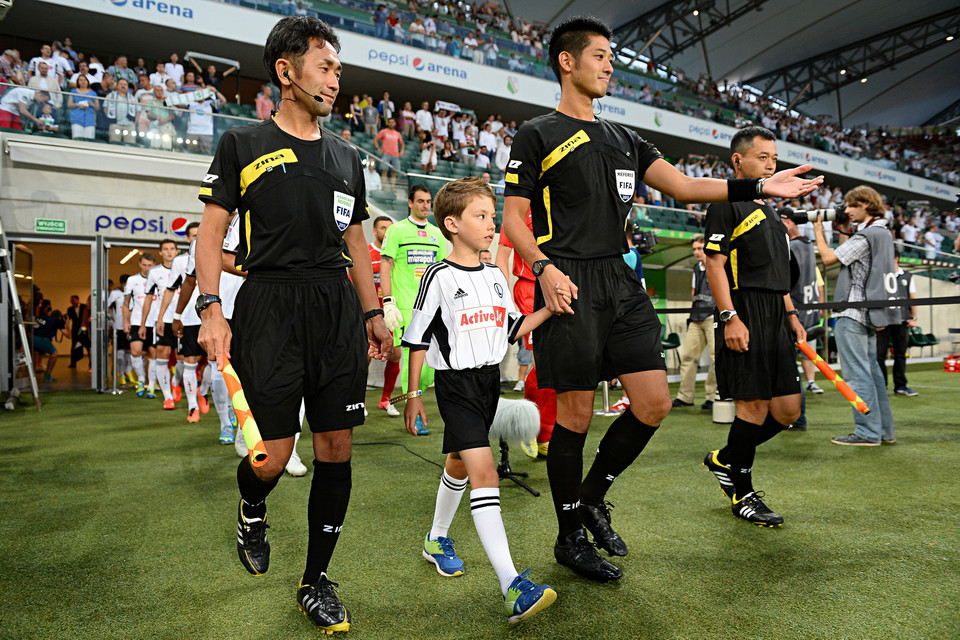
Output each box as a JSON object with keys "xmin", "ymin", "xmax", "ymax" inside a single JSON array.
[
  {"xmin": 484, "ymin": 41, "xmax": 499, "ymax": 63},
  {"xmin": 923, "ymin": 229, "xmax": 944, "ymax": 259},
  {"xmin": 87, "ymin": 61, "xmax": 105, "ymax": 83},
  {"xmin": 415, "ymin": 107, "xmax": 433, "ymax": 132},
  {"xmin": 149, "ymin": 71, "xmax": 169, "ymax": 89},
  {"xmin": 434, "ymin": 113, "xmax": 450, "ymax": 138},
  {"xmin": 451, "ymin": 117, "xmax": 466, "ymax": 145},
  {"xmin": 364, "ymin": 166, "xmax": 382, "ymax": 192},
  {"xmin": 900, "ymin": 222, "xmax": 919, "ymax": 244},
  {"xmin": 489, "ymin": 119, "xmax": 503, "ymax": 134},
  {"xmin": 494, "ymin": 143, "xmax": 511, "ymax": 172},
  {"xmin": 475, "ymin": 153, "xmax": 490, "ymax": 169},
  {"xmin": 0, "ymin": 87, "xmax": 36, "ymax": 115},
  {"xmin": 478, "ymin": 128, "xmax": 498, "ymax": 152},
  {"xmin": 164, "ymin": 61, "xmax": 185, "ymax": 86},
  {"xmin": 186, "ymin": 100, "xmax": 215, "ymax": 136}
]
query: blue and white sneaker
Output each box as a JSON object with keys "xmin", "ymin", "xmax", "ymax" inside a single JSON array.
[
  {"xmin": 504, "ymin": 569, "xmax": 557, "ymax": 624},
  {"xmin": 422, "ymin": 533, "xmax": 464, "ymax": 577},
  {"xmin": 219, "ymin": 424, "xmax": 235, "ymax": 444}
]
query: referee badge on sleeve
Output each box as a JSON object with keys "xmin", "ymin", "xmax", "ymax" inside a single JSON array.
[
  {"xmin": 333, "ymin": 191, "xmax": 356, "ymax": 231},
  {"xmin": 615, "ymin": 169, "xmax": 635, "ymax": 203}
]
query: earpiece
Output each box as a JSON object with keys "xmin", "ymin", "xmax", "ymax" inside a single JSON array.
[{"xmin": 283, "ymin": 70, "xmax": 289, "ymax": 78}]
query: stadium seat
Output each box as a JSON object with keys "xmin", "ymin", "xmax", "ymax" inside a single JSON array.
[{"xmin": 661, "ymin": 328, "xmax": 681, "ymax": 372}]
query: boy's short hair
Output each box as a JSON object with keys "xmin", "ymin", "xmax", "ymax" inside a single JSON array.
[
  {"xmin": 844, "ymin": 185, "xmax": 885, "ymax": 217},
  {"xmin": 434, "ymin": 176, "xmax": 496, "ymax": 242},
  {"xmin": 141, "ymin": 252, "xmax": 156, "ymax": 263}
]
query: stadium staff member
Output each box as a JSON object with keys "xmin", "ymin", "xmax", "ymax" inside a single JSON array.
[
  {"xmin": 876, "ymin": 251, "xmax": 918, "ymax": 397},
  {"xmin": 781, "ymin": 207, "xmax": 826, "ymax": 431},
  {"xmin": 672, "ymin": 235, "xmax": 718, "ymax": 411},
  {"xmin": 814, "ymin": 185, "xmax": 898, "ymax": 446},
  {"xmin": 502, "ymin": 17, "xmax": 822, "ymax": 583},
  {"xmin": 701, "ymin": 126, "xmax": 806, "ymax": 528},
  {"xmin": 194, "ymin": 16, "xmax": 391, "ymax": 634}
]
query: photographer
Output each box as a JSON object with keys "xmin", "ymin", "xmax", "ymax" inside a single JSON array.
[{"xmin": 814, "ymin": 185, "xmax": 897, "ymax": 446}]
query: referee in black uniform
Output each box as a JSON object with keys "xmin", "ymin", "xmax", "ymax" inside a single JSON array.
[
  {"xmin": 195, "ymin": 17, "xmax": 391, "ymax": 634},
  {"xmin": 502, "ymin": 16, "xmax": 822, "ymax": 582},
  {"xmin": 701, "ymin": 126, "xmax": 806, "ymax": 527}
]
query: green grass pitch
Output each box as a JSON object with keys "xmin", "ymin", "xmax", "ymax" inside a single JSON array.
[{"xmin": 1, "ymin": 364, "xmax": 957, "ymax": 639}]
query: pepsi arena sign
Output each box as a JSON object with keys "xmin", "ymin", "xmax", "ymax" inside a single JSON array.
[
  {"xmin": 367, "ymin": 49, "xmax": 467, "ymax": 79},
  {"xmin": 786, "ymin": 149, "xmax": 829, "ymax": 166},
  {"xmin": 106, "ymin": 0, "xmax": 194, "ymax": 19},
  {"xmin": 96, "ymin": 214, "xmax": 191, "ymax": 235},
  {"xmin": 688, "ymin": 124, "xmax": 732, "ymax": 142}
]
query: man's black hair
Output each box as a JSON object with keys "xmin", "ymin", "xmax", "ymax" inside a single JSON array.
[
  {"xmin": 263, "ymin": 16, "xmax": 341, "ymax": 87},
  {"xmin": 408, "ymin": 183, "xmax": 431, "ymax": 201},
  {"xmin": 185, "ymin": 222, "xmax": 200, "ymax": 235},
  {"xmin": 731, "ymin": 126, "xmax": 776, "ymax": 156},
  {"xmin": 548, "ymin": 15, "xmax": 612, "ymax": 82},
  {"xmin": 373, "ymin": 215, "xmax": 393, "ymax": 226}
]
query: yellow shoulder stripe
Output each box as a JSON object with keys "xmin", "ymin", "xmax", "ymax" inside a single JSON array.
[
  {"xmin": 730, "ymin": 248, "xmax": 739, "ymax": 290},
  {"xmin": 240, "ymin": 148, "xmax": 298, "ymax": 196},
  {"xmin": 540, "ymin": 130, "xmax": 590, "ymax": 178},
  {"xmin": 536, "ymin": 186, "xmax": 553, "ymax": 245},
  {"xmin": 198, "ymin": 187, "xmax": 212, "ymax": 197},
  {"xmin": 706, "ymin": 242, "xmax": 721, "ymax": 252},
  {"xmin": 730, "ymin": 208, "xmax": 766, "ymax": 242},
  {"xmin": 505, "ymin": 172, "xmax": 518, "ymax": 184}
]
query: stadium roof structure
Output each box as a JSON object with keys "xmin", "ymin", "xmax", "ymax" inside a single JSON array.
[{"xmin": 506, "ymin": 0, "xmax": 960, "ymax": 129}]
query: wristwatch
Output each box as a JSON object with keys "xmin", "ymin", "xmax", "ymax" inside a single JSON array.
[
  {"xmin": 786, "ymin": 310, "xmax": 799, "ymax": 318},
  {"xmin": 718, "ymin": 309, "xmax": 738, "ymax": 322},
  {"xmin": 195, "ymin": 293, "xmax": 222, "ymax": 315},
  {"xmin": 531, "ymin": 259, "xmax": 554, "ymax": 277}
]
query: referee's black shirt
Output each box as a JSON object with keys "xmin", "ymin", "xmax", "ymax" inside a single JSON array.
[
  {"xmin": 198, "ymin": 118, "xmax": 368, "ymax": 272},
  {"xmin": 504, "ymin": 111, "xmax": 662, "ymax": 260},
  {"xmin": 703, "ymin": 201, "xmax": 791, "ymax": 293}
]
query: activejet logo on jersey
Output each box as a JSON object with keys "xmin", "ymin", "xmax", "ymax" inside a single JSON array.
[
  {"xmin": 367, "ymin": 49, "xmax": 467, "ymax": 79},
  {"xmin": 457, "ymin": 306, "xmax": 505, "ymax": 331},
  {"xmin": 104, "ymin": 0, "xmax": 195, "ymax": 19},
  {"xmin": 95, "ymin": 214, "xmax": 190, "ymax": 235}
]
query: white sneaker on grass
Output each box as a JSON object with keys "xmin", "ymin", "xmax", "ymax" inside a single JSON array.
[{"xmin": 286, "ymin": 449, "xmax": 308, "ymax": 477}]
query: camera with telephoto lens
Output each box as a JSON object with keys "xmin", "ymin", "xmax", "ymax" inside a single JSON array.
[
  {"xmin": 789, "ymin": 202, "xmax": 848, "ymax": 226},
  {"xmin": 627, "ymin": 222, "xmax": 658, "ymax": 254}
]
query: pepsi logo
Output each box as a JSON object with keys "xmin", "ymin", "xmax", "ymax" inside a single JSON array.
[
  {"xmin": 170, "ymin": 217, "xmax": 189, "ymax": 237},
  {"xmin": 711, "ymin": 129, "xmax": 718, "ymax": 138},
  {"xmin": 412, "ymin": 57, "xmax": 425, "ymax": 71},
  {"xmin": 108, "ymin": 0, "xmax": 128, "ymax": 5}
]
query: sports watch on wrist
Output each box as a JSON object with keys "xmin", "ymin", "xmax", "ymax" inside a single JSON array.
[
  {"xmin": 719, "ymin": 309, "xmax": 738, "ymax": 323},
  {"xmin": 531, "ymin": 259, "xmax": 554, "ymax": 277},
  {"xmin": 195, "ymin": 293, "xmax": 222, "ymax": 315}
]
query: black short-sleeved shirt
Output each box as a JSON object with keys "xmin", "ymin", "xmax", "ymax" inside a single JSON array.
[
  {"xmin": 198, "ymin": 118, "xmax": 368, "ymax": 272},
  {"xmin": 504, "ymin": 111, "xmax": 662, "ymax": 259},
  {"xmin": 703, "ymin": 201, "xmax": 791, "ymax": 293}
]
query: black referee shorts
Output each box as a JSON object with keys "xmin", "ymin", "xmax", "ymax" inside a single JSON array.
[
  {"xmin": 715, "ymin": 289, "xmax": 801, "ymax": 401},
  {"xmin": 156, "ymin": 322, "xmax": 178, "ymax": 348},
  {"xmin": 231, "ymin": 269, "xmax": 367, "ymax": 440},
  {"xmin": 532, "ymin": 256, "xmax": 665, "ymax": 392},
  {"xmin": 435, "ymin": 365, "xmax": 500, "ymax": 455},
  {"xmin": 178, "ymin": 324, "xmax": 206, "ymax": 358}
]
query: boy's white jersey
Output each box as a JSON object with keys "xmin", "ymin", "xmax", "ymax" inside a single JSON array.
[
  {"xmin": 402, "ymin": 260, "xmax": 523, "ymax": 370},
  {"xmin": 124, "ymin": 273, "xmax": 149, "ymax": 326},
  {"xmin": 143, "ymin": 264, "xmax": 171, "ymax": 327}
]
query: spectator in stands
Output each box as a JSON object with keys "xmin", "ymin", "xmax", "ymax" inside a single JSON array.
[
  {"xmin": 186, "ymin": 88, "xmax": 226, "ymax": 153},
  {"xmin": 414, "ymin": 100, "xmax": 432, "ymax": 133},
  {"xmin": 386, "ymin": 9, "xmax": 400, "ymax": 41},
  {"xmin": 399, "ymin": 101, "xmax": 416, "ymax": 138},
  {"xmin": 146, "ymin": 83, "xmax": 175, "ymax": 150},
  {"xmin": 392, "ymin": 14, "xmax": 406, "ymax": 44},
  {"xmin": 1, "ymin": 49, "xmax": 22, "ymax": 89},
  {"xmin": 0, "ymin": 87, "xmax": 49, "ymax": 130},
  {"xmin": 409, "ymin": 16, "xmax": 427, "ymax": 48},
  {"xmin": 35, "ymin": 102, "xmax": 59, "ymax": 134},
  {"xmin": 50, "ymin": 41, "xmax": 73, "ymax": 75},
  {"xmin": 362, "ymin": 98, "xmax": 380, "ymax": 136},
  {"xmin": 474, "ymin": 145, "xmax": 490, "ymax": 169},
  {"xmin": 68, "ymin": 61, "xmax": 95, "ymax": 89},
  {"xmin": 433, "ymin": 108, "xmax": 450, "ymax": 144},
  {"xmin": 255, "ymin": 84, "xmax": 273, "ymax": 120},
  {"xmin": 374, "ymin": 116, "xmax": 404, "ymax": 190},
  {"xmin": 133, "ymin": 57, "xmax": 148, "ymax": 78},
  {"xmin": 280, "ymin": 0, "xmax": 297, "ymax": 16},
  {"xmin": 363, "ymin": 157, "xmax": 382, "ymax": 192},
  {"xmin": 424, "ymin": 14, "xmax": 438, "ymax": 49},
  {"xmin": 164, "ymin": 53, "xmax": 184, "ymax": 87},
  {"xmin": 923, "ymin": 224, "xmax": 944, "ymax": 260},
  {"xmin": 900, "ymin": 216, "xmax": 920, "ymax": 246},
  {"xmin": 149, "ymin": 61, "xmax": 168, "ymax": 90},
  {"xmin": 164, "ymin": 77, "xmax": 179, "ymax": 97},
  {"xmin": 440, "ymin": 139, "xmax": 458, "ymax": 163},
  {"xmin": 477, "ymin": 122, "xmax": 497, "ymax": 161},
  {"xmin": 106, "ymin": 78, "xmax": 138, "ymax": 144},
  {"xmin": 460, "ymin": 124, "xmax": 477, "ymax": 165},
  {"xmin": 373, "ymin": 4, "xmax": 389, "ymax": 40},
  {"xmin": 340, "ymin": 128, "xmax": 352, "ymax": 142},
  {"xmin": 134, "ymin": 74, "xmax": 153, "ymax": 99},
  {"xmin": 484, "ymin": 37, "xmax": 499, "ymax": 65},
  {"xmin": 28, "ymin": 44, "xmax": 57, "ymax": 78},
  {"xmin": 451, "ymin": 111, "xmax": 467, "ymax": 147},
  {"xmin": 68, "ymin": 74, "xmax": 98, "ymax": 140},
  {"xmin": 494, "ymin": 134, "xmax": 512, "ymax": 172},
  {"xmin": 107, "ymin": 56, "xmax": 137, "ymax": 88},
  {"xmin": 180, "ymin": 71, "xmax": 201, "ymax": 93},
  {"xmin": 419, "ymin": 129, "xmax": 436, "ymax": 173},
  {"xmin": 378, "ymin": 91, "xmax": 395, "ymax": 123},
  {"xmin": 28, "ymin": 61, "xmax": 62, "ymax": 109},
  {"xmin": 87, "ymin": 55, "xmax": 105, "ymax": 84},
  {"xmin": 463, "ymin": 31, "xmax": 480, "ymax": 62}
]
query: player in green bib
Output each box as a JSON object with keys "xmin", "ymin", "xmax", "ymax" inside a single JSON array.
[{"xmin": 380, "ymin": 183, "xmax": 447, "ymax": 394}]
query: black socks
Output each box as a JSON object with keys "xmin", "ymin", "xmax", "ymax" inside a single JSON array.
[
  {"xmin": 303, "ymin": 460, "xmax": 352, "ymax": 584},
  {"xmin": 546, "ymin": 423, "xmax": 587, "ymax": 542},
  {"xmin": 581, "ymin": 410, "xmax": 658, "ymax": 505}
]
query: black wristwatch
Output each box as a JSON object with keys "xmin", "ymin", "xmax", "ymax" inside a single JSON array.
[
  {"xmin": 195, "ymin": 293, "xmax": 222, "ymax": 315},
  {"xmin": 786, "ymin": 310, "xmax": 799, "ymax": 318},
  {"xmin": 531, "ymin": 259, "xmax": 554, "ymax": 277}
]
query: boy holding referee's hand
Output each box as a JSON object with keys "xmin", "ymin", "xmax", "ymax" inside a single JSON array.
[{"xmin": 402, "ymin": 176, "xmax": 562, "ymax": 624}]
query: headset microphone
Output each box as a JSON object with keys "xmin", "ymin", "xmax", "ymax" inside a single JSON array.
[{"xmin": 283, "ymin": 70, "xmax": 325, "ymax": 104}]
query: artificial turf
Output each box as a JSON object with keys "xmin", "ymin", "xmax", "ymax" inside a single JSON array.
[{"xmin": 1, "ymin": 364, "xmax": 957, "ymax": 639}]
